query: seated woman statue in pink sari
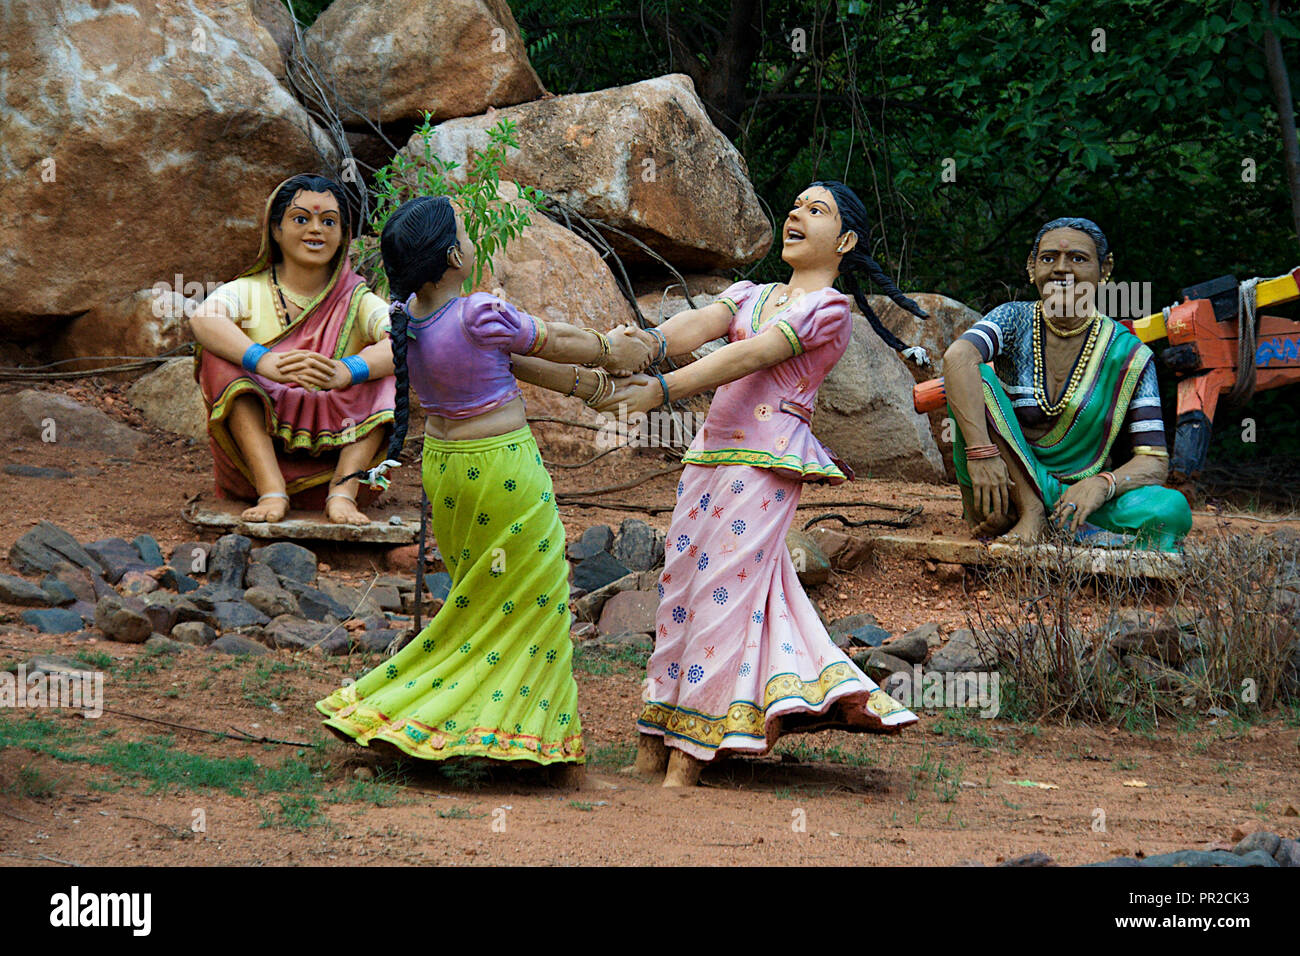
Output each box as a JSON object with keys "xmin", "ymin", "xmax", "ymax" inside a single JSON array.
[
  {"xmin": 596, "ymin": 181, "xmax": 925, "ymax": 787},
  {"xmin": 190, "ymin": 174, "xmax": 396, "ymax": 525}
]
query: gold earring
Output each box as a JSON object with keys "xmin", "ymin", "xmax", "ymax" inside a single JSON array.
[{"xmin": 836, "ymin": 239, "xmax": 847, "ymax": 253}]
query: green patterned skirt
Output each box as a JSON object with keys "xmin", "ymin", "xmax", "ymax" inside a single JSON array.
[{"xmin": 316, "ymin": 425, "xmax": 584, "ymax": 764}]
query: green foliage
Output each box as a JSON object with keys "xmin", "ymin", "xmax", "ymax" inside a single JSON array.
[{"xmin": 359, "ymin": 115, "xmax": 545, "ymax": 296}]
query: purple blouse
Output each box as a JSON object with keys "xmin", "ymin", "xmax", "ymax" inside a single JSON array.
[{"xmin": 404, "ymin": 292, "xmax": 548, "ymax": 419}]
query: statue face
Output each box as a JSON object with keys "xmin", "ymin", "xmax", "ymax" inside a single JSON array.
[
  {"xmin": 271, "ymin": 189, "xmax": 342, "ymax": 269},
  {"xmin": 1031, "ymin": 227, "xmax": 1105, "ymax": 318},
  {"xmin": 780, "ymin": 186, "xmax": 849, "ymax": 270}
]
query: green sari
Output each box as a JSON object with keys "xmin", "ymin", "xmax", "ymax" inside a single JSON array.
[{"xmin": 952, "ymin": 319, "xmax": 1192, "ymax": 551}]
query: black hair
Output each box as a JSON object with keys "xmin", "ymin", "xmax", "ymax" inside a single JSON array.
[
  {"xmin": 376, "ymin": 196, "xmax": 460, "ymax": 467},
  {"xmin": 267, "ymin": 174, "xmax": 353, "ymax": 265},
  {"xmin": 809, "ymin": 180, "xmax": 928, "ymax": 355},
  {"xmin": 1030, "ymin": 217, "xmax": 1111, "ymax": 263}
]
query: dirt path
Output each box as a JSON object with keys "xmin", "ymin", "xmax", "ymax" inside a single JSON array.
[{"xmin": 1, "ymin": 378, "xmax": 1297, "ymax": 865}]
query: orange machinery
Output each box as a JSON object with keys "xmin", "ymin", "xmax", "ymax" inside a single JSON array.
[{"xmin": 912, "ymin": 268, "xmax": 1300, "ymax": 479}]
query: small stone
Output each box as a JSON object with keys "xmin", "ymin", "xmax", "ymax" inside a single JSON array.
[
  {"xmin": 318, "ymin": 578, "xmax": 383, "ymax": 620},
  {"xmin": 3, "ymin": 463, "xmax": 72, "ymax": 479},
  {"xmin": 806, "ymin": 527, "xmax": 873, "ymax": 570},
  {"xmin": 250, "ymin": 541, "xmax": 318, "ymax": 585},
  {"xmin": 282, "ymin": 581, "xmax": 350, "ymax": 622},
  {"xmin": 169, "ymin": 541, "xmax": 212, "ymax": 577},
  {"xmin": 1229, "ymin": 819, "xmax": 1268, "ymax": 843},
  {"xmin": 173, "ymin": 599, "xmax": 215, "ymax": 626},
  {"xmin": 243, "ymin": 586, "xmax": 300, "ymax": 619},
  {"xmin": 93, "ymin": 594, "xmax": 152, "ymax": 643},
  {"xmin": 1233, "ymin": 830, "xmax": 1280, "ymax": 857},
  {"xmin": 421, "ymin": 572, "xmax": 452, "ymax": 603},
  {"xmin": 929, "ymin": 628, "xmax": 995, "ymax": 673},
  {"xmin": 349, "ymin": 629, "xmax": 400, "ymax": 653},
  {"xmin": 387, "ymin": 515, "xmax": 403, "ymax": 526},
  {"xmin": 1134, "ymin": 849, "xmax": 1276, "ymax": 867},
  {"xmin": 67, "ymin": 600, "xmax": 97, "ymax": 626},
  {"xmin": 374, "ymin": 573, "xmax": 413, "ymax": 592},
  {"xmin": 143, "ymin": 634, "xmax": 190, "ymax": 654},
  {"xmin": 596, "ymin": 589, "xmax": 658, "ymax": 636},
  {"xmin": 208, "ymin": 634, "xmax": 270, "ymax": 656},
  {"xmin": 998, "ymin": 851, "xmax": 1055, "ymax": 867},
  {"xmin": 0, "ymin": 572, "xmax": 54, "ymax": 606},
  {"xmin": 1274, "ymin": 838, "xmax": 1300, "ymax": 867},
  {"xmin": 9, "ymin": 521, "xmax": 102, "ymax": 576},
  {"xmin": 20, "ymin": 607, "xmax": 86, "ymax": 634},
  {"xmin": 208, "ymin": 534, "xmax": 252, "ymax": 591},
  {"xmin": 570, "ymin": 621, "xmax": 597, "ymax": 641},
  {"xmin": 852, "ymin": 650, "xmax": 911, "ymax": 684},
  {"xmin": 154, "ymin": 566, "xmax": 200, "ymax": 593},
  {"xmin": 264, "ymin": 614, "xmax": 338, "ymax": 651},
  {"xmin": 117, "ymin": 570, "xmax": 159, "ymax": 598},
  {"xmin": 612, "ymin": 518, "xmax": 663, "ymax": 572},
  {"xmin": 353, "ymin": 766, "xmax": 375, "ymax": 781},
  {"xmin": 132, "ymin": 534, "xmax": 165, "ymax": 567},
  {"xmin": 883, "ymin": 632, "xmax": 929, "ymax": 665},
  {"xmin": 212, "ymin": 600, "xmax": 271, "ymax": 630},
  {"xmin": 171, "ymin": 621, "xmax": 217, "ymax": 647},
  {"xmin": 85, "ymin": 537, "xmax": 150, "ymax": 584},
  {"xmin": 573, "ymin": 551, "xmax": 632, "ymax": 594},
  {"xmin": 140, "ymin": 592, "xmax": 182, "ymax": 634},
  {"xmin": 785, "ymin": 530, "xmax": 831, "ymax": 587},
  {"xmin": 370, "ymin": 585, "xmax": 402, "ymax": 612},
  {"xmin": 242, "ymin": 561, "xmax": 281, "ymax": 592},
  {"xmin": 43, "ymin": 562, "xmax": 97, "ymax": 604},
  {"xmin": 572, "ymin": 570, "xmax": 639, "ymax": 622},
  {"xmin": 568, "ymin": 524, "xmax": 614, "ymax": 562},
  {"xmin": 933, "ymin": 562, "xmax": 966, "ymax": 584},
  {"xmin": 904, "ymin": 621, "xmax": 946, "ymax": 649},
  {"xmin": 40, "ymin": 579, "xmax": 77, "ymax": 606}
]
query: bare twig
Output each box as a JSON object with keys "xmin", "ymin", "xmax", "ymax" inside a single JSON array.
[{"xmin": 98, "ymin": 707, "xmax": 314, "ymax": 748}]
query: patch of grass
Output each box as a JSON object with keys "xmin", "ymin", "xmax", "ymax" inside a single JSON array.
[
  {"xmin": 259, "ymin": 794, "xmax": 325, "ymax": 831},
  {"xmin": 589, "ymin": 741, "xmax": 637, "ymax": 770},
  {"xmin": 240, "ymin": 663, "xmax": 294, "ymax": 707},
  {"xmin": 3, "ymin": 761, "xmax": 60, "ymax": 799},
  {"xmin": 88, "ymin": 776, "xmax": 123, "ymax": 793},
  {"xmin": 1115, "ymin": 757, "xmax": 1139, "ymax": 771},
  {"xmin": 568, "ymin": 800, "xmax": 595, "ymax": 811},
  {"xmin": 774, "ymin": 738, "xmax": 874, "ymax": 767},
  {"xmin": 930, "ymin": 710, "xmax": 994, "ymax": 748},
  {"xmin": 435, "ymin": 805, "xmax": 485, "ymax": 819},
  {"xmin": 75, "ymin": 649, "xmax": 114, "ymax": 670},
  {"xmin": 571, "ymin": 642, "xmax": 650, "ymax": 677}
]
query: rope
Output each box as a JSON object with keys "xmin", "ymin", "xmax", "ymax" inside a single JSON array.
[{"xmin": 1227, "ymin": 277, "xmax": 1261, "ymax": 406}]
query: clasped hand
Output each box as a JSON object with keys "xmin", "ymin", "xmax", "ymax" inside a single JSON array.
[
  {"xmin": 604, "ymin": 325, "xmax": 658, "ymax": 376},
  {"xmin": 256, "ymin": 349, "xmax": 351, "ymax": 390}
]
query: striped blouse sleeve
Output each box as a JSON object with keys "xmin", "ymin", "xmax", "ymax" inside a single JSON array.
[
  {"xmin": 1125, "ymin": 359, "xmax": 1168, "ymax": 454},
  {"xmin": 956, "ymin": 301, "xmax": 1021, "ymax": 362}
]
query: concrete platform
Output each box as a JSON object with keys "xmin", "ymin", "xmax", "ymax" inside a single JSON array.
[
  {"xmin": 183, "ymin": 498, "xmax": 420, "ymax": 544},
  {"xmin": 872, "ymin": 533, "xmax": 1185, "ymax": 581}
]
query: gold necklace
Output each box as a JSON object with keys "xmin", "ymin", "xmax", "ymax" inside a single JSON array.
[
  {"xmin": 1032, "ymin": 301, "xmax": 1101, "ymax": 417},
  {"xmin": 271, "ymin": 264, "xmax": 321, "ymax": 312},
  {"xmin": 1039, "ymin": 299, "xmax": 1097, "ymax": 338}
]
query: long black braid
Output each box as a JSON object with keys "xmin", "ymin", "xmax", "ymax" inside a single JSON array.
[
  {"xmin": 335, "ymin": 196, "xmax": 458, "ymax": 484},
  {"xmin": 810, "ymin": 180, "xmax": 929, "ymax": 361}
]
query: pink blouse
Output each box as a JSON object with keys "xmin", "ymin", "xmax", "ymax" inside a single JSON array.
[
  {"xmin": 404, "ymin": 293, "xmax": 548, "ymax": 419},
  {"xmin": 682, "ymin": 281, "xmax": 854, "ymax": 484}
]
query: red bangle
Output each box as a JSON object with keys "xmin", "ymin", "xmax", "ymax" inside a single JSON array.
[{"xmin": 966, "ymin": 443, "xmax": 1001, "ymax": 460}]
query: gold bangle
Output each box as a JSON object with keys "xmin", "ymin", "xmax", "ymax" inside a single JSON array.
[
  {"xmin": 565, "ymin": 366, "xmax": 580, "ymax": 397},
  {"xmin": 583, "ymin": 368, "xmax": 610, "ymax": 407},
  {"xmin": 581, "ymin": 327, "xmax": 610, "ymax": 368}
]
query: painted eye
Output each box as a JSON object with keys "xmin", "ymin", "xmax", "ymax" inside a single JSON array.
[{"xmin": 324, "ymin": 217, "xmax": 337, "ymax": 228}]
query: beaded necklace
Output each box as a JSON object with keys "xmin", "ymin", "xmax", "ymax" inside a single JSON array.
[{"xmin": 1032, "ymin": 300, "xmax": 1101, "ymax": 417}]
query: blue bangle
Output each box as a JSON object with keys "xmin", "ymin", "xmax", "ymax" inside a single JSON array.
[
  {"xmin": 653, "ymin": 370, "xmax": 670, "ymax": 406},
  {"xmin": 241, "ymin": 344, "xmax": 269, "ymax": 374},
  {"xmin": 342, "ymin": 354, "xmax": 370, "ymax": 385},
  {"xmin": 647, "ymin": 327, "xmax": 669, "ymax": 365}
]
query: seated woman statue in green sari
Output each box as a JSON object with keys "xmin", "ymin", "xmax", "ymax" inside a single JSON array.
[{"xmin": 942, "ymin": 218, "xmax": 1192, "ymax": 551}]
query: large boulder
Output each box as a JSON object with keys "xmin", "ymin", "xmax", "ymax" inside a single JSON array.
[
  {"xmin": 303, "ymin": 0, "xmax": 543, "ymax": 125},
  {"xmin": 48, "ymin": 289, "xmax": 194, "ymax": 371},
  {"xmin": 869, "ymin": 292, "xmax": 982, "ymax": 480},
  {"xmin": 0, "ymin": 390, "xmax": 146, "ymax": 457},
  {"xmin": 125, "ymin": 358, "xmax": 209, "ymax": 443},
  {"xmin": 814, "ymin": 314, "xmax": 945, "ymax": 483},
  {"xmin": 408, "ymin": 74, "xmax": 771, "ymax": 270},
  {"xmin": 0, "ymin": 0, "xmax": 337, "ymax": 340}
]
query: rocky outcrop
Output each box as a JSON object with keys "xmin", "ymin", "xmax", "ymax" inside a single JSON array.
[
  {"xmin": 814, "ymin": 313, "xmax": 946, "ymax": 483},
  {"xmin": 0, "ymin": 0, "xmax": 336, "ymax": 340},
  {"xmin": 303, "ymin": 0, "xmax": 543, "ymax": 125},
  {"xmin": 125, "ymin": 359, "xmax": 210, "ymax": 443},
  {"xmin": 48, "ymin": 289, "xmax": 194, "ymax": 371},
  {"xmin": 407, "ymin": 74, "xmax": 772, "ymax": 270}
]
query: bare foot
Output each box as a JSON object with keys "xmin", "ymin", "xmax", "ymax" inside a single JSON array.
[
  {"xmin": 325, "ymin": 495, "xmax": 370, "ymax": 525},
  {"xmin": 997, "ymin": 507, "xmax": 1047, "ymax": 545},
  {"xmin": 241, "ymin": 495, "xmax": 289, "ymax": 523},
  {"xmin": 619, "ymin": 733, "xmax": 668, "ymax": 781},
  {"xmin": 972, "ymin": 512, "xmax": 1015, "ymax": 538},
  {"xmin": 662, "ymin": 748, "xmax": 703, "ymax": 788}
]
